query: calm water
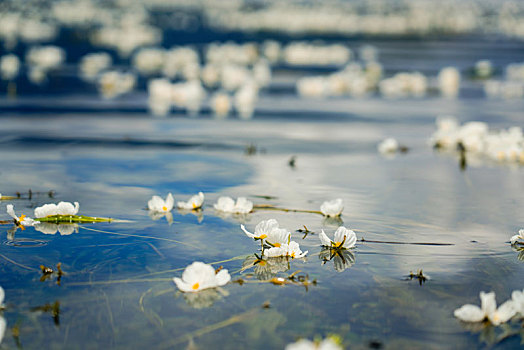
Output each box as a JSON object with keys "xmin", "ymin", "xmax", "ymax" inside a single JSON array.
[{"xmin": 1, "ymin": 37, "xmax": 524, "ymax": 349}]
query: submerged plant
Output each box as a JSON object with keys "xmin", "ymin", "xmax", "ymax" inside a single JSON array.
[
  {"xmin": 173, "ymin": 261, "xmax": 230, "ymax": 293},
  {"xmin": 454, "ymin": 291, "xmax": 516, "ymax": 326}
]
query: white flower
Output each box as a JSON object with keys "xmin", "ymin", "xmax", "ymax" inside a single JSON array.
[
  {"xmin": 319, "ymin": 226, "xmax": 357, "ymax": 249},
  {"xmin": 1, "ymin": 54, "xmax": 20, "ymax": 80},
  {"xmin": 148, "ymin": 193, "xmax": 174, "ymax": 213},
  {"xmin": 512, "ymin": 289, "xmax": 524, "ymax": 315},
  {"xmin": 177, "ymin": 192, "xmax": 204, "ymax": 210},
  {"xmin": 173, "ymin": 262, "xmax": 230, "ymax": 293},
  {"xmin": 0, "ymin": 286, "xmax": 4, "ymax": 307},
  {"xmin": 285, "ymin": 337, "xmax": 342, "ymax": 350},
  {"xmin": 453, "ymin": 291, "xmax": 516, "ymax": 326},
  {"xmin": 57, "ymin": 202, "xmax": 79, "ymax": 215},
  {"xmin": 510, "ymin": 229, "xmax": 524, "ymax": 245},
  {"xmin": 7, "ymin": 204, "xmax": 38, "ymax": 227},
  {"xmin": 377, "ymin": 138, "xmax": 399, "ymax": 154},
  {"xmin": 34, "ymin": 202, "xmax": 79, "ymax": 217},
  {"xmin": 241, "ymin": 219, "xmax": 290, "ymax": 246},
  {"xmin": 34, "ymin": 203, "xmax": 58, "ymax": 218},
  {"xmin": 214, "ymin": 196, "xmax": 253, "ymax": 214},
  {"xmin": 263, "ymin": 241, "xmax": 308, "ymax": 259},
  {"xmin": 320, "ymin": 199, "xmax": 344, "ymax": 217}
]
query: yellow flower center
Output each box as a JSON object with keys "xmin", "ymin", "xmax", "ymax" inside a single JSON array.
[
  {"xmin": 273, "ymin": 243, "xmax": 281, "ymax": 247},
  {"xmin": 192, "ymin": 282, "xmax": 199, "ymax": 290},
  {"xmin": 258, "ymin": 234, "xmax": 267, "ymax": 239},
  {"xmin": 334, "ymin": 241, "xmax": 342, "ymax": 247},
  {"xmin": 192, "ymin": 203, "xmax": 198, "ymax": 209},
  {"xmin": 290, "ymin": 252, "xmax": 296, "ymax": 258},
  {"xmin": 258, "ymin": 260, "xmax": 267, "ymax": 266},
  {"xmin": 19, "ymin": 214, "xmax": 26, "ymax": 222},
  {"xmin": 162, "ymin": 206, "xmax": 167, "ymax": 211}
]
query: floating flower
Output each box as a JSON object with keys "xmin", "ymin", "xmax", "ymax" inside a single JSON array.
[
  {"xmin": 214, "ymin": 196, "xmax": 253, "ymax": 214},
  {"xmin": 454, "ymin": 291, "xmax": 516, "ymax": 326},
  {"xmin": 377, "ymin": 138, "xmax": 399, "ymax": 154},
  {"xmin": 285, "ymin": 337, "xmax": 342, "ymax": 350},
  {"xmin": 512, "ymin": 289, "xmax": 524, "ymax": 316},
  {"xmin": 173, "ymin": 261, "xmax": 231, "ymax": 293},
  {"xmin": 320, "ymin": 199, "xmax": 343, "ymax": 217},
  {"xmin": 177, "ymin": 192, "xmax": 204, "ymax": 210},
  {"xmin": 34, "ymin": 202, "xmax": 79, "ymax": 218},
  {"xmin": 263, "ymin": 241, "xmax": 308, "ymax": 259},
  {"xmin": 510, "ymin": 229, "xmax": 524, "ymax": 245},
  {"xmin": 319, "ymin": 226, "xmax": 357, "ymax": 249},
  {"xmin": 7, "ymin": 204, "xmax": 38, "ymax": 228},
  {"xmin": 148, "ymin": 193, "xmax": 174, "ymax": 213},
  {"xmin": 241, "ymin": 219, "xmax": 290, "ymax": 246}
]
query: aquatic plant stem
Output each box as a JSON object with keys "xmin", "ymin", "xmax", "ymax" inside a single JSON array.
[
  {"xmin": 167, "ymin": 307, "xmax": 259, "ymax": 347},
  {"xmin": 252, "ymin": 204, "xmax": 323, "ymax": 215}
]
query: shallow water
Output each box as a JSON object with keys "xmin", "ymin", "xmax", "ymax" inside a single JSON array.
[{"xmin": 1, "ymin": 35, "xmax": 524, "ymax": 349}]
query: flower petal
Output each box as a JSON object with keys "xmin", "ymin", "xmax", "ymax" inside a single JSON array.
[
  {"xmin": 319, "ymin": 230, "xmax": 332, "ymax": 247},
  {"xmin": 454, "ymin": 304, "xmax": 485, "ymax": 322}
]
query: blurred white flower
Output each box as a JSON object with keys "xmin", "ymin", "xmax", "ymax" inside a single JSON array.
[
  {"xmin": 377, "ymin": 138, "xmax": 399, "ymax": 154},
  {"xmin": 454, "ymin": 291, "xmax": 516, "ymax": 326},
  {"xmin": 211, "ymin": 92, "xmax": 231, "ymax": 118},
  {"xmin": 173, "ymin": 261, "xmax": 230, "ymax": 293},
  {"xmin": 285, "ymin": 337, "xmax": 342, "ymax": 350},
  {"xmin": 98, "ymin": 71, "xmax": 136, "ymax": 99},
  {"xmin": 512, "ymin": 289, "xmax": 524, "ymax": 315},
  {"xmin": 214, "ymin": 196, "xmax": 253, "ymax": 214},
  {"xmin": 438, "ymin": 66, "xmax": 461, "ymax": 98},
  {"xmin": 148, "ymin": 193, "xmax": 174, "ymax": 213},
  {"xmin": 80, "ymin": 52, "xmax": 112, "ymax": 82},
  {"xmin": 320, "ymin": 199, "xmax": 343, "ymax": 217},
  {"xmin": 510, "ymin": 229, "xmax": 524, "ymax": 245},
  {"xmin": 177, "ymin": 192, "xmax": 204, "ymax": 210},
  {"xmin": 0, "ymin": 54, "xmax": 20, "ymax": 80},
  {"xmin": 319, "ymin": 226, "xmax": 357, "ymax": 249}
]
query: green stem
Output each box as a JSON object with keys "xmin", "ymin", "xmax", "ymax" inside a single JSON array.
[
  {"xmin": 252, "ymin": 205, "xmax": 323, "ymax": 215},
  {"xmin": 35, "ymin": 215, "xmax": 113, "ymax": 223}
]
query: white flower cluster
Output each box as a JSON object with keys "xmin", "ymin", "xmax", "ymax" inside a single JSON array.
[
  {"xmin": 454, "ymin": 289, "xmax": 524, "ymax": 326},
  {"xmin": 241, "ymin": 219, "xmax": 308, "ymax": 259},
  {"xmin": 379, "ymin": 72, "xmax": 428, "ymax": 99},
  {"xmin": 79, "ymin": 52, "xmax": 112, "ymax": 82},
  {"xmin": 25, "ymin": 46, "xmax": 65, "ymax": 84},
  {"xmin": 430, "ymin": 116, "xmax": 524, "ymax": 163}
]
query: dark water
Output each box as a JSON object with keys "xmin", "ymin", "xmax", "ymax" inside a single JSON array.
[{"xmin": 0, "ymin": 24, "xmax": 524, "ymax": 350}]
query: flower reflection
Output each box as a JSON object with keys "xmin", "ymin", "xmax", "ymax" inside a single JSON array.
[
  {"xmin": 322, "ymin": 216, "xmax": 343, "ymax": 227},
  {"xmin": 177, "ymin": 208, "xmax": 204, "ymax": 223},
  {"xmin": 319, "ymin": 248, "xmax": 356, "ymax": 272},
  {"xmin": 148, "ymin": 210, "xmax": 173, "ymax": 225},
  {"xmin": 34, "ymin": 222, "xmax": 78, "ymax": 235},
  {"xmin": 241, "ymin": 255, "xmax": 290, "ymax": 280},
  {"xmin": 182, "ymin": 287, "xmax": 229, "ymax": 309}
]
